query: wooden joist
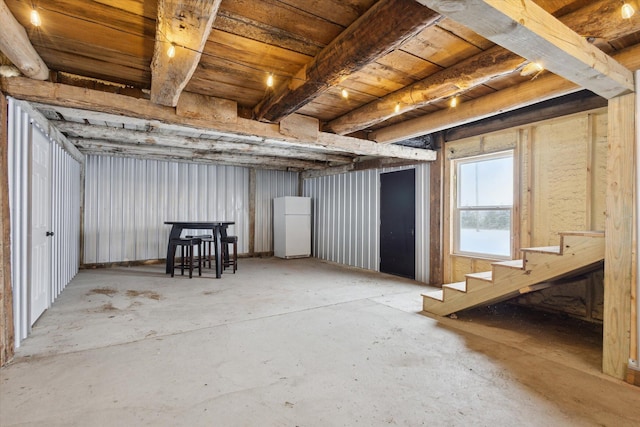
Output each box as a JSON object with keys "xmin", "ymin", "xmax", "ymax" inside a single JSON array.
[
  {"xmin": 0, "ymin": 0, "xmax": 49, "ymax": 80},
  {"xmin": 150, "ymin": 0, "xmax": 222, "ymax": 107},
  {"xmin": 74, "ymin": 139, "xmax": 329, "ymax": 171},
  {"xmin": 326, "ymin": 46, "xmax": 525, "ymax": 135},
  {"xmin": 57, "ymin": 122, "xmax": 354, "ymax": 164},
  {"xmin": 0, "ymin": 77, "xmax": 437, "ymax": 162},
  {"xmin": 252, "ymin": 0, "xmax": 441, "ymax": 123},
  {"xmin": 370, "ymin": 43, "xmax": 640, "ymax": 144},
  {"xmin": 417, "ymin": 0, "xmax": 633, "ymax": 99},
  {"xmin": 328, "ymin": 0, "xmax": 636, "ymax": 136}
]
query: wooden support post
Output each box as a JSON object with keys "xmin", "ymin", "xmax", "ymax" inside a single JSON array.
[
  {"xmin": 603, "ymin": 93, "xmax": 636, "ymax": 379},
  {"xmin": 0, "ymin": 91, "xmax": 15, "ymax": 366},
  {"xmin": 429, "ymin": 134, "xmax": 444, "ymax": 286}
]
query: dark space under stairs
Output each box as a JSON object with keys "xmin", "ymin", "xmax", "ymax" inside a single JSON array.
[{"xmin": 422, "ymin": 231, "xmax": 605, "ymax": 317}]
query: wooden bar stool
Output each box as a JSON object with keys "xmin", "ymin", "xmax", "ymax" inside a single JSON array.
[
  {"xmin": 186, "ymin": 234, "xmax": 215, "ymax": 269},
  {"xmin": 170, "ymin": 237, "xmax": 202, "ymax": 278},
  {"xmin": 221, "ymin": 235, "xmax": 238, "ymax": 273}
]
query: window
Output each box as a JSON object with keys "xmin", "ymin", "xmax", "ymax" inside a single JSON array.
[{"xmin": 453, "ymin": 151, "xmax": 514, "ymax": 259}]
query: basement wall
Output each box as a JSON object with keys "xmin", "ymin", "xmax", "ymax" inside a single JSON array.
[
  {"xmin": 303, "ymin": 164, "xmax": 430, "ymax": 283},
  {"xmin": 83, "ymin": 156, "xmax": 299, "ymax": 264},
  {"xmin": 444, "ymin": 108, "xmax": 608, "ymax": 322},
  {"xmin": 7, "ymin": 99, "xmax": 81, "ymax": 347}
]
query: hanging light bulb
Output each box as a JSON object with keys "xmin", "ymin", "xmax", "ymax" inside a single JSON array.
[
  {"xmin": 341, "ymin": 88, "xmax": 349, "ymax": 99},
  {"xmin": 450, "ymin": 96, "xmax": 458, "ymax": 108},
  {"xmin": 266, "ymin": 74, "xmax": 274, "ymax": 88},
  {"xmin": 167, "ymin": 43, "xmax": 176, "ymax": 58},
  {"xmin": 30, "ymin": 9, "xmax": 41, "ymax": 27},
  {"xmin": 622, "ymin": 2, "xmax": 636, "ymax": 19},
  {"xmin": 394, "ymin": 102, "xmax": 400, "ymax": 114}
]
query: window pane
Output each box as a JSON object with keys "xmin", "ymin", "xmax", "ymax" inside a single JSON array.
[
  {"xmin": 459, "ymin": 210, "xmax": 511, "ymax": 257},
  {"xmin": 459, "ymin": 157, "xmax": 513, "ymax": 207}
]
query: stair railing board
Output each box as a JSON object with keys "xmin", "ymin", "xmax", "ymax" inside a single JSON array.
[{"xmin": 423, "ymin": 231, "xmax": 605, "ymax": 316}]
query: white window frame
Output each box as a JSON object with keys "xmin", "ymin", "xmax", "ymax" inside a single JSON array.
[{"xmin": 452, "ymin": 150, "xmax": 514, "ymax": 260}]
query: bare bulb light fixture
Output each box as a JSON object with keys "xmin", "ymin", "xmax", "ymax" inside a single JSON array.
[
  {"xmin": 341, "ymin": 89, "xmax": 349, "ymax": 99},
  {"xmin": 266, "ymin": 74, "xmax": 274, "ymax": 88},
  {"xmin": 449, "ymin": 96, "xmax": 459, "ymax": 108},
  {"xmin": 167, "ymin": 44, "xmax": 176, "ymax": 58},
  {"xmin": 30, "ymin": 9, "xmax": 41, "ymax": 26},
  {"xmin": 622, "ymin": 2, "xmax": 636, "ymax": 18},
  {"xmin": 394, "ymin": 102, "xmax": 400, "ymax": 114}
]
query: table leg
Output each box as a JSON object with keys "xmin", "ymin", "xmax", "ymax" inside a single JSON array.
[{"xmin": 165, "ymin": 225, "xmax": 183, "ymax": 274}]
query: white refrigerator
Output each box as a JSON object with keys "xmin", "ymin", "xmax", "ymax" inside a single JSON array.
[{"xmin": 274, "ymin": 196, "xmax": 311, "ymax": 258}]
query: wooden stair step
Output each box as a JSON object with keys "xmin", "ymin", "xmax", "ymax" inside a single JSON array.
[
  {"xmin": 421, "ymin": 289, "xmax": 444, "ymax": 302},
  {"xmin": 521, "ymin": 245, "xmax": 560, "ymax": 254},
  {"xmin": 444, "ymin": 281, "xmax": 467, "ymax": 291},
  {"xmin": 465, "ymin": 271, "xmax": 492, "ymax": 282},
  {"xmin": 492, "ymin": 259, "xmax": 524, "ymax": 269}
]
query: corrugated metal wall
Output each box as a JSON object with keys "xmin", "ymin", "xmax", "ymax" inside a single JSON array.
[
  {"xmin": 83, "ymin": 156, "xmax": 250, "ymax": 264},
  {"xmin": 51, "ymin": 143, "xmax": 81, "ymax": 301},
  {"xmin": 303, "ymin": 164, "xmax": 430, "ymax": 283},
  {"xmin": 254, "ymin": 169, "xmax": 299, "ymax": 253},
  {"xmin": 7, "ymin": 98, "xmax": 81, "ymax": 347}
]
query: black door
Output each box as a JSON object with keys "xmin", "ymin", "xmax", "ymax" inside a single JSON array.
[{"xmin": 380, "ymin": 169, "xmax": 415, "ymax": 279}]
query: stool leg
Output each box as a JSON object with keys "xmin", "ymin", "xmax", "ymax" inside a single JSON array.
[
  {"xmin": 197, "ymin": 242, "xmax": 202, "ymax": 276},
  {"xmin": 233, "ymin": 241, "xmax": 237, "ymax": 273},
  {"xmin": 181, "ymin": 245, "xmax": 186, "ymax": 276},
  {"xmin": 188, "ymin": 242, "xmax": 194, "ymax": 278}
]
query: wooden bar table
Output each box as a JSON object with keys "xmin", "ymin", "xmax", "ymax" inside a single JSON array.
[{"xmin": 164, "ymin": 221, "xmax": 234, "ymax": 278}]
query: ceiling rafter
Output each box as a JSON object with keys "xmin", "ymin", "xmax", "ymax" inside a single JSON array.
[
  {"xmin": 150, "ymin": 0, "xmax": 222, "ymax": 107},
  {"xmin": 326, "ymin": 0, "xmax": 635, "ymax": 135},
  {"xmin": 370, "ymin": 43, "xmax": 640, "ymax": 144},
  {"xmin": 0, "ymin": 0, "xmax": 48, "ymax": 80},
  {"xmin": 252, "ymin": 0, "xmax": 442, "ymax": 123},
  {"xmin": 416, "ymin": 0, "xmax": 633, "ymax": 99}
]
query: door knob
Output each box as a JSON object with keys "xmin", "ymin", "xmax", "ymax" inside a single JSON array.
[{"xmin": 46, "ymin": 231, "xmax": 54, "ymax": 236}]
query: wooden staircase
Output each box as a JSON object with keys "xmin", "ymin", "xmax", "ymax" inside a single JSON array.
[{"xmin": 422, "ymin": 231, "xmax": 605, "ymax": 316}]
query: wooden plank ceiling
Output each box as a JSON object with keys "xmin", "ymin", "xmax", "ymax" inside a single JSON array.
[{"xmin": 0, "ymin": 0, "xmax": 638, "ymax": 171}]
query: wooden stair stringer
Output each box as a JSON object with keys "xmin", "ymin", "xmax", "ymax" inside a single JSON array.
[{"xmin": 422, "ymin": 232, "xmax": 605, "ymax": 316}]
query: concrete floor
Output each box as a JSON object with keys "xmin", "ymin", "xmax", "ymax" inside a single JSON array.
[{"xmin": 1, "ymin": 257, "xmax": 639, "ymax": 426}]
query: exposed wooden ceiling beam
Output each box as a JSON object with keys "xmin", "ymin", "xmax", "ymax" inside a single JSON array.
[
  {"xmin": 150, "ymin": 0, "xmax": 222, "ymax": 107},
  {"xmin": 252, "ymin": 0, "xmax": 441, "ymax": 123},
  {"xmin": 0, "ymin": 0, "xmax": 48, "ymax": 80},
  {"xmin": 416, "ymin": 0, "xmax": 634, "ymax": 99},
  {"xmin": 0, "ymin": 77, "xmax": 436, "ymax": 161},
  {"xmin": 73, "ymin": 139, "xmax": 328, "ymax": 171},
  {"xmin": 326, "ymin": 0, "xmax": 634, "ymax": 135},
  {"xmin": 370, "ymin": 43, "xmax": 640, "ymax": 144},
  {"xmin": 56, "ymin": 122, "xmax": 354, "ymax": 164},
  {"xmin": 326, "ymin": 46, "xmax": 525, "ymax": 135}
]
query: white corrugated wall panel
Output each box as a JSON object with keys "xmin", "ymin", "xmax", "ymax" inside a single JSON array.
[
  {"xmin": 303, "ymin": 164, "xmax": 430, "ymax": 283},
  {"xmin": 254, "ymin": 170, "xmax": 299, "ymax": 253},
  {"xmin": 83, "ymin": 156, "xmax": 250, "ymax": 264},
  {"xmin": 7, "ymin": 98, "xmax": 81, "ymax": 347}
]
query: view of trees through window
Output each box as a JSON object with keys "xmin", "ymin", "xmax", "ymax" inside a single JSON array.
[{"xmin": 455, "ymin": 152, "xmax": 513, "ymax": 258}]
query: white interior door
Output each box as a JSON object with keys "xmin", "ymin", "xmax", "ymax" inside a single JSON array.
[{"xmin": 30, "ymin": 125, "xmax": 51, "ymax": 325}]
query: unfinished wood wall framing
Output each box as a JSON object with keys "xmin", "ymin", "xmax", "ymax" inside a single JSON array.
[
  {"xmin": 0, "ymin": 91, "xmax": 15, "ymax": 367},
  {"xmin": 443, "ymin": 108, "xmax": 609, "ymax": 321},
  {"xmin": 604, "ymin": 94, "xmax": 635, "ymax": 380}
]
